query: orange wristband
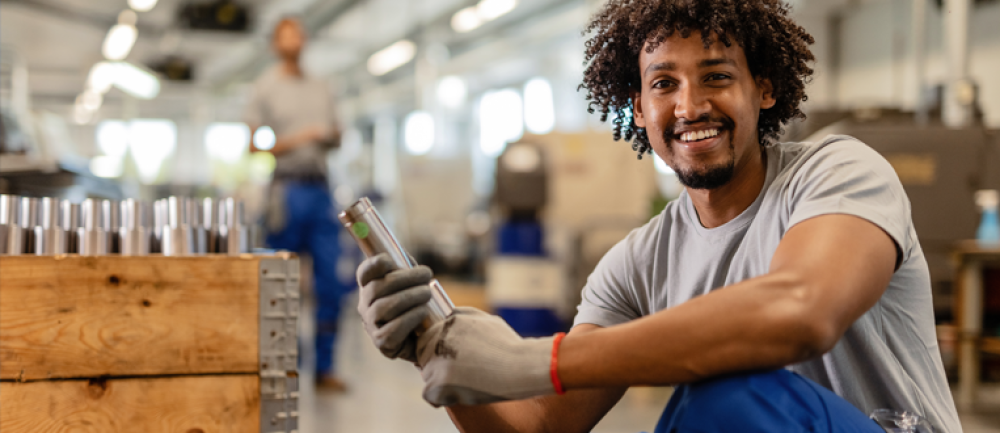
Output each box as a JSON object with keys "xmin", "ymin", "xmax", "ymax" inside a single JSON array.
[{"xmin": 550, "ymin": 332, "xmax": 567, "ymax": 395}]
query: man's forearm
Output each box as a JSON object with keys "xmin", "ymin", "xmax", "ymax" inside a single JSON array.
[{"xmin": 559, "ymin": 272, "xmax": 830, "ymax": 389}]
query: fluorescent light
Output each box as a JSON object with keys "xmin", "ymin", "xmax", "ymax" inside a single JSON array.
[
  {"xmin": 253, "ymin": 126, "xmax": 276, "ymax": 151},
  {"xmin": 87, "ymin": 62, "xmax": 119, "ymax": 93},
  {"xmin": 479, "ymin": 89, "xmax": 523, "ymax": 157},
  {"xmin": 77, "ymin": 90, "xmax": 103, "ymax": 111},
  {"xmin": 404, "ymin": 111, "xmax": 435, "ymax": 155},
  {"xmin": 113, "ymin": 62, "xmax": 160, "ymax": 99},
  {"xmin": 367, "ymin": 40, "xmax": 416, "ymax": 76},
  {"xmin": 103, "ymin": 24, "xmax": 137, "ymax": 60},
  {"xmin": 73, "ymin": 104, "xmax": 95, "ymax": 125},
  {"xmin": 477, "ymin": 0, "xmax": 516, "ymax": 21},
  {"xmin": 89, "ymin": 155, "xmax": 124, "ymax": 178},
  {"xmin": 96, "ymin": 120, "xmax": 129, "ymax": 157},
  {"xmin": 205, "ymin": 122, "xmax": 251, "ymax": 164},
  {"xmin": 451, "ymin": 7, "xmax": 482, "ymax": 33},
  {"xmin": 128, "ymin": 0, "xmax": 158, "ymax": 12},
  {"xmin": 128, "ymin": 119, "xmax": 176, "ymax": 183},
  {"xmin": 437, "ymin": 76, "xmax": 467, "ymax": 108},
  {"xmin": 523, "ymin": 78, "xmax": 554, "ymax": 134}
]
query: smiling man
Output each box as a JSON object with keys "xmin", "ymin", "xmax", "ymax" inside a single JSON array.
[{"xmin": 353, "ymin": 0, "xmax": 961, "ymax": 432}]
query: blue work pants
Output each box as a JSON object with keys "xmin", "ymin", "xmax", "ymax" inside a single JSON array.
[
  {"xmin": 266, "ymin": 180, "xmax": 350, "ymax": 377},
  {"xmin": 654, "ymin": 369, "xmax": 884, "ymax": 433}
]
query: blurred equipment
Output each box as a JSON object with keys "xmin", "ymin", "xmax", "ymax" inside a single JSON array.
[
  {"xmin": 0, "ymin": 194, "xmax": 20, "ymax": 255},
  {"xmin": 340, "ymin": 197, "xmax": 455, "ymax": 331},
  {"xmin": 178, "ymin": 0, "xmax": 250, "ymax": 32},
  {"xmin": 487, "ymin": 142, "xmax": 565, "ymax": 337},
  {"xmin": 34, "ymin": 197, "xmax": 64, "ymax": 255},
  {"xmin": 78, "ymin": 199, "xmax": 108, "ymax": 256},
  {"xmin": 802, "ymin": 119, "xmax": 1000, "ymax": 318},
  {"xmin": 976, "ymin": 190, "xmax": 1000, "ymax": 245}
]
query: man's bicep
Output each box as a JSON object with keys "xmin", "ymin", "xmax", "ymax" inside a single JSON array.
[{"xmin": 770, "ymin": 214, "xmax": 897, "ymax": 337}]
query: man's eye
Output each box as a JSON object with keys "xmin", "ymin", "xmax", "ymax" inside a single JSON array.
[
  {"xmin": 652, "ymin": 80, "xmax": 674, "ymax": 89},
  {"xmin": 707, "ymin": 73, "xmax": 731, "ymax": 81}
]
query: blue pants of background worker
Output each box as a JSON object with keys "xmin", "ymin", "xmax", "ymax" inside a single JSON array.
[
  {"xmin": 654, "ymin": 369, "xmax": 885, "ymax": 433},
  {"xmin": 266, "ymin": 180, "xmax": 352, "ymax": 381}
]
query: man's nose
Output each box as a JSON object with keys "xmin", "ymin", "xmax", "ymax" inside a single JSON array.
[{"xmin": 673, "ymin": 83, "xmax": 711, "ymax": 121}]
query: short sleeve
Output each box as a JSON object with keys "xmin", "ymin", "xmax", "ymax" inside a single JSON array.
[
  {"xmin": 573, "ymin": 237, "xmax": 643, "ymax": 328},
  {"xmin": 243, "ymin": 81, "xmax": 265, "ymax": 128},
  {"xmin": 786, "ymin": 137, "xmax": 913, "ymax": 264}
]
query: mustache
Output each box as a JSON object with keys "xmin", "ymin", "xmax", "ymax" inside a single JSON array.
[{"xmin": 665, "ymin": 114, "xmax": 736, "ymax": 137}]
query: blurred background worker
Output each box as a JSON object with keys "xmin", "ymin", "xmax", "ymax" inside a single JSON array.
[{"xmin": 244, "ymin": 17, "xmax": 348, "ymax": 391}]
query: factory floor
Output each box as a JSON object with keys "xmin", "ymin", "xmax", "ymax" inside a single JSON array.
[{"xmin": 296, "ymin": 295, "xmax": 1000, "ymax": 433}]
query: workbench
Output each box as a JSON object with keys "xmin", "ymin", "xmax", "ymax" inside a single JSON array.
[{"xmin": 953, "ymin": 240, "xmax": 1000, "ymax": 411}]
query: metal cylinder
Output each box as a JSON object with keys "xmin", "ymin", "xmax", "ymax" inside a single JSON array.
[
  {"xmin": 161, "ymin": 196, "xmax": 193, "ymax": 256},
  {"xmin": 221, "ymin": 198, "xmax": 249, "ymax": 255},
  {"xmin": 151, "ymin": 199, "xmax": 166, "ymax": 254},
  {"xmin": 338, "ymin": 197, "xmax": 454, "ymax": 331},
  {"xmin": 1, "ymin": 194, "xmax": 21, "ymax": 255},
  {"xmin": 203, "ymin": 197, "xmax": 222, "ymax": 253},
  {"xmin": 61, "ymin": 200, "xmax": 81, "ymax": 253},
  {"xmin": 35, "ymin": 197, "xmax": 66, "ymax": 255},
  {"xmin": 103, "ymin": 200, "xmax": 121, "ymax": 254},
  {"xmin": 20, "ymin": 197, "xmax": 38, "ymax": 254},
  {"xmin": 78, "ymin": 198, "xmax": 108, "ymax": 256},
  {"xmin": 119, "ymin": 199, "xmax": 149, "ymax": 256}
]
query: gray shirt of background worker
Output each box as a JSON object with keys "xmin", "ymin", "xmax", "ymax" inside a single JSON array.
[{"xmin": 244, "ymin": 65, "xmax": 340, "ymax": 179}]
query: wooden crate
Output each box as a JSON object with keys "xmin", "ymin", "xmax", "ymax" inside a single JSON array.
[{"xmin": 0, "ymin": 254, "xmax": 300, "ymax": 433}]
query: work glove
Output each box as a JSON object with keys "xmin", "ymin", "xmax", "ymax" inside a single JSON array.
[
  {"xmin": 416, "ymin": 307, "xmax": 556, "ymax": 407},
  {"xmin": 357, "ymin": 253, "xmax": 434, "ymax": 363}
]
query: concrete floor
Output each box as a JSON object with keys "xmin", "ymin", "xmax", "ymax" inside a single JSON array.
[{"xmin": 296, "ymin": 299, "xmax": 1000, "ymax": 433}]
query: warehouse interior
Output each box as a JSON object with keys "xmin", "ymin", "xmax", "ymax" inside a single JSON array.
[{"xmin": 2, "ymin": 0, "xmax": 1000, "ymax": 431}]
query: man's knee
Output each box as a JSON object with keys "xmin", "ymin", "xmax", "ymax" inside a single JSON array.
[{"xmin": 655, "ymin": 370, "xmax": 881, "ymax": 433}]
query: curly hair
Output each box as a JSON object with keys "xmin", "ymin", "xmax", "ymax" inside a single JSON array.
[{"xmin": 580, "ymin": 0, "xmax": 815, "ymax": 159}]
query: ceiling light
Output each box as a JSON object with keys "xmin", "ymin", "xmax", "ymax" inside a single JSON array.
[
  {"xmin": 437, "ymin": 76, "xmax": 467, "ymax": 108},
  {"xmin": 102, "ymin": 24, "xmax": 137, "ymax": 60},
  {"xmin": 77, "ymin": 90, "xmax": 103, "ymax": 112},
  {"xmin": 523, "ymin": 78, "xmax": 554, "ymax": 134},
  {"xmin": 404, "ymin": 111, "xmax": 435, "ymax": 155},
  {"xmin": 367, "ymin": 40, "xmax": 416, "ymax": 76},
  {"xmin": 451, "ymin": 7, "xmax": 482, "ymax": 33},
  {"xmin": 128, "ymin": 0, "xmax": 158, "ymax": 12},
  {"xmin": 87, "ymin": 62, "xmax": 119, "ymax": 93},
  {"xmin": 112, "ymin": 62, "xmax": 160, "ymax": 99},
  {"xmin": 476, "ymin": 0, "xmax": 516, "ymax": 21}
]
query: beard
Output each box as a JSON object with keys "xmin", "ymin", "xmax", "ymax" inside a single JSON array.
[
  {"xmin": 672, "ymin": 146, "xmax": 736, "ymax": 189},
  {"xmin": 662, "ymin": 117, "xmax": 736, "ymax": 190}
]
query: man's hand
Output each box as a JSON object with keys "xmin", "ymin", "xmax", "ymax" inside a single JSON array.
[
  {"xmin": 416, "ymin": 307, "xmax": 555, "ymax": 407},
  {"xmin": 357, "ymin": 253, "xmax": 434, "ymax": 363}
]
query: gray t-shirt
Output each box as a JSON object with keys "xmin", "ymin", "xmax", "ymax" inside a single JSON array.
[
  {"xmin": 574, "ymin": 135, "xmax": 961, "ymax": 432},
  {"xmin": 244, "ymin": 66, "xmax": 339, "ymax": 179}
]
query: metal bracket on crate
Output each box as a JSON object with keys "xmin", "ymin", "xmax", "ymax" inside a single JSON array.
[{"xmin": 259, "ymin": 256, "xmax": 300, "ymax": 433}]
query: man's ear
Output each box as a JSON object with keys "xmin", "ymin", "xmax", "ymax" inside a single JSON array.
[
  {"xmin": 630, "ymin": 88, "xmax": 646, "ymax": 127},
  {"xmin": 757, "ymin": 78, "xmax": 776, "ymax": 110}
]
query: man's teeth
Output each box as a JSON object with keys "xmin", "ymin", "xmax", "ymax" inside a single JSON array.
[{"xmin": 680, "ymin": 129, "xmax": 720, "ymax": 142}]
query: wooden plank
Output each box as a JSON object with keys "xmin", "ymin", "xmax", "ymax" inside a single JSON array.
[
  {"xmin": 982, "ymin": 337, "xmax": 1000, "ymax": 356},
  {"xmin": 0, "ymin": 374, "xmax": 260, "ymax": 433},
  {"xmin": 1, "ymin": 255, "xmax": 260, "ymax": 380}
]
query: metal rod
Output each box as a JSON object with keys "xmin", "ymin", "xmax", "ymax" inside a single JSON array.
[{"xmin": 338, "ymin": 197, "xmax": 454, "ymax": 332}]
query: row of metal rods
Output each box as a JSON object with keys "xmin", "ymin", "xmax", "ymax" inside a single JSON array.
[{"xmin": 0, "ymin": 194, "xmax": 250, "ymax": 256}]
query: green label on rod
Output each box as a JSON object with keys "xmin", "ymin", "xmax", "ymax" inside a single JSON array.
[{"xmin": 352, "ymin": 222, "xmax": 370, "ymax": 239}]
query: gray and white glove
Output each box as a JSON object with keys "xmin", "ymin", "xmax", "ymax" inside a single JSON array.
[
  {"xmin": 416, "ymin": 307, "xmax": 556, "ymax": 407},
  {"xmin": 356, "ymin": 253, "xmax": 434, "ymax": 363}
]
